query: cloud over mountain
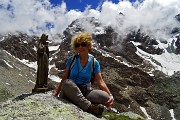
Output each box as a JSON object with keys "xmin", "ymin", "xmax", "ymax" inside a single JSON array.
[{"xmin": 0, "ymin": 0, "xmax": 179, "ymax": 41}]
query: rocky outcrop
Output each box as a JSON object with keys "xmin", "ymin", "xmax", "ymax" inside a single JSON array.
[
  {"xmin": 0, "ymin": 92, "xmax": 145, "ymax": 120},
  {"xmin": 0, "ymin": 92, "xmax": 106, "ymax": 120}
]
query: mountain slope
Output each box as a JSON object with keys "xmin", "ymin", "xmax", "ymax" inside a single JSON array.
[{"xmin": 0, "ymin": 48, "xmax": 36, "ymax": 103}]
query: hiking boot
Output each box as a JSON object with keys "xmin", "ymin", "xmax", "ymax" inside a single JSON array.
[{"xmin": 87, "ymin": 104, "xmax": 104, "ymax": 116}]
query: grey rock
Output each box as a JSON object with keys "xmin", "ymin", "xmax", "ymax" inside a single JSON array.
[{"xmin": 0, "ymin": 92, "xmax": 107, "ymax": 120}]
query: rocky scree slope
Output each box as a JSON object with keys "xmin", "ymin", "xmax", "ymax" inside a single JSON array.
[{"xmin": 0, "ymin": 48, "xmax": 36, "ymax": 103}]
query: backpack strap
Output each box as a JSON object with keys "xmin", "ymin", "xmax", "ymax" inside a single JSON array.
[
  {"xmin": 67, "ymin": 54, "xmax": 77, "ymax": 79},
  {"xmin": 91, "ymin": 57, "xmax": 96, "ymax": 75},
  {"xmin": 91, "ymin": 56, "xmax": 96, "ymax": 85}
]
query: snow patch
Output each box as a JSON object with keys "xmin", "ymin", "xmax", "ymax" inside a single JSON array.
[
  {"xmin": 28, "ymin": 80, "xmax": 35, "ymax": 84},
  {"xmin": 140, "ymin": 106, "xmax": 153, "ymax": 120},
  {"xmin": 5, "ymin": 83, "xmax": 10, "ymax": 85},
  {"xmin": 169, "ymin": 109, "xmax": 176, "ymax": 120},
  {"xmin": 49, "ymin": 45, "xmax": 60, "ymax": 51},
  {"xmin": 2, "ymin": 59, "xmax": 13, "ymax": 68},
  {"xmin": 20, "ymin": 59, "xmax": 37, "ymax": 71},
  {"xmin": 19, "ymin": 74, "xmax": 23, "ymax": 76},
  {"xmin": 48, "ymin": 75, "xmax": 61, "ymax": 82},
  {"xmin": 136, "ymin": 46, "xmax": 180, "ymax": 76}
]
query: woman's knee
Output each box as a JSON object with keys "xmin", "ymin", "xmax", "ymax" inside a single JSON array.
[
  {"xmin": 62, "ymin": 79, "xmax": 74, "ymax": 87},
  {"xmin": 86, "ymin": 90, "xmax": 109, "ymax": 104}
]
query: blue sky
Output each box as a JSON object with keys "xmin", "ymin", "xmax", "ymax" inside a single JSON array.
[{"xmin": 50, "ymin": 0, "xmax": 137, "ymax": 11}]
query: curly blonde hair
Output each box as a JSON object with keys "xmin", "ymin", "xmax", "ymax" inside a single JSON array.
[{"xmin": 71, "ymin": 32, "xmax": 93, "ymax": 51}]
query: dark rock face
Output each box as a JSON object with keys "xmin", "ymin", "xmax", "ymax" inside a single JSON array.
[
  {"xmin": 0, "ymin": 33, "xmax": 38, "ymax": 62},
  {"xmin": 145, "ymin": 71, "xmax": 180, "ymax": 120},
  {"xmin": 175, "ymin": 35, "xmax": 180, "ymax": 54},
  {"xmin": 175, "ymin": 14, "xmax": 180, "ymax": 22},
  {"xmin": 94, "ymin": 26, "xmax": 115, "ymax": 47},
  {"xmin": 1, "ymin": 17, "xmax": 180, "ymax": 120},
  {"xmin": 126, "ymin": 29, "xmax": 164, "ymax": 55}
]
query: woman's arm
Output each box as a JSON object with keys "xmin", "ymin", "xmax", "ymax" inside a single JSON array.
[
  {"xmin": 95, "ymin": 72, "xmax": 111, "ymax": 94},
  {"xmin": 53, "ymin": 67, "xmax": 69, "ymax": 96},
  {"xmin": 95, "ymin": 72, "xmax": 114, "ymax": 106}
]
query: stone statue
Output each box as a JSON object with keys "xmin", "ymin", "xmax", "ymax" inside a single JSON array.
[{"xmin": 32, "ymin": 33, "xmax": 49, "ymax": 93}]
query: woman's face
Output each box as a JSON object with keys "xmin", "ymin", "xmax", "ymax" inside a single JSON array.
[{"xmin": 75, "ymin": 41, "xmax": 90, "ymax": 55}]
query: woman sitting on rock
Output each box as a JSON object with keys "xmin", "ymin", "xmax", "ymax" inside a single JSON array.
[{"xmin": 53, "ymin": 32, "xmax": 114, "ymax": 116}]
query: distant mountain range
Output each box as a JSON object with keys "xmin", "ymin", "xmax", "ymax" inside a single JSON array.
[{"xmin": 0, "ymin": 15, "xmax": 180, "ymax": 120}]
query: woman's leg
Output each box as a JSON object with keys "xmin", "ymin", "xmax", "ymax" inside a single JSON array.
[
  {"xmin": 85, "ymin": 89, "xmax": 110, "ymax": 105},
  {"xmin": 61, "ymin": 79, "xmax": 91, "ymax": 111}
]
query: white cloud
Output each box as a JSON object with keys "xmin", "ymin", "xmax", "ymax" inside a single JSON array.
[
  {"xmin": 0, "ymin": 0, "xmax": 180, "ymax": 42},
  {"xmin": 95, "ymin": 0, "xmax": 180, "ymax": 41},
  {"xmin": 0, "ymin": 0, "xmax": 84, "ymax": 40}
]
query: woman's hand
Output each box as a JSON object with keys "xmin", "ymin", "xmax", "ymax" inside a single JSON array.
[
  {"xmin": 52, "ymin": 90, "xmax": 59, "ymax": 96},
  {"xmin": 104, "ymin": 95, "xmax": 114, "ymax": 107}
]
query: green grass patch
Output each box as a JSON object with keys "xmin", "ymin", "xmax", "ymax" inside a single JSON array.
[{"xmin": 103, "ymin": 112, "xmax": 145, "ymax": 120}]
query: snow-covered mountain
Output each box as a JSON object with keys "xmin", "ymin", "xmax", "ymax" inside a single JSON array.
[{"xmin": 0, "ymin": 15, "xmax": 180, "ymax": 120}]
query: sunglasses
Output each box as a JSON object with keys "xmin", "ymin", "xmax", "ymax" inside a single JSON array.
[{"xmin": 75, "ymin": 42, "xmax": 88, "ymax": 48}]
